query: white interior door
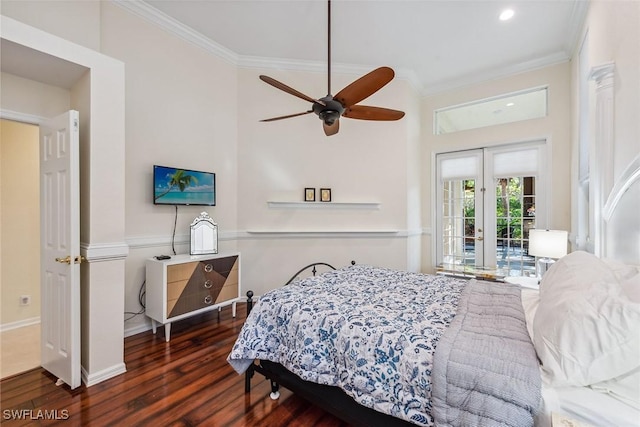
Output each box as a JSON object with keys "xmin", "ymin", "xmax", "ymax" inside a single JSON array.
[{"xmin": 40, "ymin": 110, "xmax": 81, "ymax": 389}]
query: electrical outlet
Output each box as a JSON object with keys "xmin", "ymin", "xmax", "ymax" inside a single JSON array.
[{"xmin": 20, "ymin": 295, "xmax": 31, "ymax": 306}]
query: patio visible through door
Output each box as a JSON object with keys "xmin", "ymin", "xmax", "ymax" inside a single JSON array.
[{"xmin": 436, "ymin": 142, "xmax": 547, "ymax": 278}]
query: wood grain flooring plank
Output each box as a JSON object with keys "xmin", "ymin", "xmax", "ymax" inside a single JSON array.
[{"xmin": 0, "ymin": 303, "xmax": 347, "ymax": 426}]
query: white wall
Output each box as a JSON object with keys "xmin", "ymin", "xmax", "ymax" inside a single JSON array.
[
  {"xmin": 99, "ymin": 2, "xmax": 239, "ymax": 335},
  {"xmin": 0, "ymin": 72, "xmax": 71, "ymax": 119},
  {"xmin": 236, "ymin": 66, "xmax": 420, "ymax": 296},
  {"xmin": 571, "ymin": 1, "xmax": 640, "ymax": 262},
  {"xmin": 583, "ymin": 1, "xmax": 640, "ymax": 180},
  {"xmin": 0, "ymin": 0, "xmax": 101, "ymax": 51}
]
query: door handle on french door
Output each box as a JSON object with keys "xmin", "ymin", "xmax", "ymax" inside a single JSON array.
[
  {"xmin": 475, "ymin": 228, "xmax": 483, "ymax": 241},
  {"xmin": 55, "ymin": 256, "xmax": 72, "ymax": 264}
]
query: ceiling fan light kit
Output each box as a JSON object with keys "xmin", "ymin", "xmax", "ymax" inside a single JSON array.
[{"xmin": 259, "ymin": 0, "xmax": 405, "ymax": 136}]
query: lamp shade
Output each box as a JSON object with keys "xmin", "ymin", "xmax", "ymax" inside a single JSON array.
[{"xmin": 528, "ymin": 229, "xmax": 568, "ymax": 259}]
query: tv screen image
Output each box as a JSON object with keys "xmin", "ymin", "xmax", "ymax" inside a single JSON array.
[{"xmin": 153, "ymin": 165, "xmax": 216, "ymax": 206}]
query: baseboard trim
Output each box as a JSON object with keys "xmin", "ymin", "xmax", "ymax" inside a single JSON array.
[
  {"xmin": 124, "ymin": 323, "xmax": 152, "ymax": 338},
  {"xmin": 81, "ymin": 363, "xmax": 127, "ymax": 387},
  {"xmin": 0, "ymin": 317, "xmax": 40, "ymax": 333}
]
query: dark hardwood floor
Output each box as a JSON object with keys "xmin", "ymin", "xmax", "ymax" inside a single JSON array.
[{"xmin": 0, "ymin": 304, "xmax": 349, "ymax": 426}]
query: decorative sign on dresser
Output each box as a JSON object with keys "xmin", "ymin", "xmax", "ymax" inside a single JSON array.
[{"xmin": 145, "ymin": 252, "xmax": 240, "ymax": 341}]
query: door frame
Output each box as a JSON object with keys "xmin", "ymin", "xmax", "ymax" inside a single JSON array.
[{"xmin": 1, "ymin": 15, "xmax": 128, "ymax": 386}]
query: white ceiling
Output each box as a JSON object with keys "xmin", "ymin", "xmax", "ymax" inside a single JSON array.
[
  {"xmin": 0, "ymin": 1, "xmax": 587, "ymax": 96},
  {"xmin": 144, "ymin": 0, "xmax": 588, "ymax": 94}
]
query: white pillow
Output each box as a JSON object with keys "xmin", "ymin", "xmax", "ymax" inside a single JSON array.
[
  {"xmin": 621, "ymin": 272, "xmax": 640, "ymax": 303},
  {"xmin": 533, "ymin": 251, "xmax": 640, "ymax": 387},
  {"xmin": 520, "ymin": 288, "xmax": 540, "ymax": 342},
  {"xmin": 603, "ymin": 258, "xmax": 640, "ymax": 281}
]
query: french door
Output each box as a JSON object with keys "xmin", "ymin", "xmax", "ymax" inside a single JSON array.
[{"xmin": 436, "ymin": 142, "xmax": 547, "ymax": 277}]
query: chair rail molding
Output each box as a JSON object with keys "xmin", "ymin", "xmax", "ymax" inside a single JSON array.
[{"xmin": 81, "ymin": 241, "xmax": 129, "ymax": 262}]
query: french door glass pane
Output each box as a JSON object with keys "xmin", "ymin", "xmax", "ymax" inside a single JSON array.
[
  {"xmin": 495, "ymin": 176, "xmax": 536, "ymax": 277},
  {"xmin": 442, "ymin": 179, "xmax": 476, "ymax": 266}
]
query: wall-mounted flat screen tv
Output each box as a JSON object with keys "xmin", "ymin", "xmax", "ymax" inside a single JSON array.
[{"xmin": 153, "ymin": 165, "xmax": 216, "ymax": 206}]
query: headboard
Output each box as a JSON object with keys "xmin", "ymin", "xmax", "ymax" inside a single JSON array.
[{"xmin": 602, "ymin": 155, "xmax": 640, "ymax": 264}]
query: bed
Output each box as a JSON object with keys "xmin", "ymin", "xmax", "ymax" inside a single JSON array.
[
  {"xmin": 228, "ymin": 264, "xmax": 543, "ymax": 426},
  {"xmin": 228, "ymin": 257, "xmax": 639, "ymax": 426},
  {"xmin": 227, "ymin": 159, "xmax": 640, "ymax": 426}
]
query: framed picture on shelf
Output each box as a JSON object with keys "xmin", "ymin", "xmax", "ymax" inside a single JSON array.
[
  {"xmin": 320, "ymin": 188, "xmax": 331, "ymax": 202},
  {"xmin": 304, "ymin": 188, "xmax": 316, "ymax": 202}
]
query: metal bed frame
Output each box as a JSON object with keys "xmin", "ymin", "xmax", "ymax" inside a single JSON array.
[{"xmin": 241, "ymin": 262, "xmax": 412, "ymax": 427}]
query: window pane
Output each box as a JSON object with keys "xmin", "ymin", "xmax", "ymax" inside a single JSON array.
[
  {"xmin": 442, "ymin": 178, "xmax": 477, "ymax": 266},
  {"xmin": 435, "ymin": 87, "xmax": 548, "ymax": 134},
  {"xmin": 495, "ymin": 176, "xmax": 536, "ymax": 277}
]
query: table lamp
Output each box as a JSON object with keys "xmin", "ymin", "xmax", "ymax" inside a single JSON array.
[{"xmin": 528, "ymin": 229, "xmax": 568, "ymax": 278}]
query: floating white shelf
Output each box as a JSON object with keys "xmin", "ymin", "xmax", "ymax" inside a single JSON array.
[{"xmin": 266, "ymin": 201, "xmax": 381, "ymax": 209}]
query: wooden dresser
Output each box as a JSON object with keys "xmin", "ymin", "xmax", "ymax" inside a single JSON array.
[{"xmin": 145, "ymin": 253, "xmax": 240, "ymax": 341}]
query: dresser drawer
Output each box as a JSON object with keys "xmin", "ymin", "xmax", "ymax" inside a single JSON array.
[
  {"xmin": 165, "ymin": 255, "xmax": 239, "ymax": 318},
  {"xmin": 167, "ymin": 261, "xmax": 199, "ymax": 283}
]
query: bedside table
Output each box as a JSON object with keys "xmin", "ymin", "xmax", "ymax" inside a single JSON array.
[{"xmin": 504, "ymin": 276, "xmax": 539, "ymax": 289}]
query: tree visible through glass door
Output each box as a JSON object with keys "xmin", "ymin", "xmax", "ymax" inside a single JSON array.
[{"xmin": 495, "ymin": 176, "xmax": 536, "ymax": 277}]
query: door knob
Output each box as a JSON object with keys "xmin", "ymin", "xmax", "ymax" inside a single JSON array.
[{"xmin": 55, "ymin": 256, "xmax": 72, "ymax": 264}]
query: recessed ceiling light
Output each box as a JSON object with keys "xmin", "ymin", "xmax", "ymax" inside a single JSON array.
[
  {"xmin": 506, "ymin": 102, "xmax": 515, "ymax": 107},
  {"xmin": 499, "ymin": 9, "xmax": 515, "ymax": 21}
]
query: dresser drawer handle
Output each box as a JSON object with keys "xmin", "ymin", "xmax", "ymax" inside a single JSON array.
[
  {"xmin": 204, "ymin": 295, "xmax": 213, "ymax": 305},
  {"xmin": 204, "ymin": 263, "xmax": 213, "ymax": 272},
  {"xmin": 204, "ymin": 280, "xmax": 212, "ymax": 289}
]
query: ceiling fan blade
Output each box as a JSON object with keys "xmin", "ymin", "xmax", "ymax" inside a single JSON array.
[
  {"xmin": 334, "ymin": 67, "xmax": 395, "ymax": 108},
  {"xmin": 343, "ymin": 105, "xmax": 405, "ymax": 121},
  {"xmin": 259, "ymin": 75, "xmax": 324, "ymax": 105},
  {"xmin": 260, "ymin": 111, "xmax": 313, "ymax": 122},
  {"xmin": 323, "ymin": 119, "xmax": 339, "ymax": 136}
]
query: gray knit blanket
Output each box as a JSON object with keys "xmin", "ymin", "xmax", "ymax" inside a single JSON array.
[{"xmin": 431, "ymin": 280, "xmax": 541, "ymax": 427}]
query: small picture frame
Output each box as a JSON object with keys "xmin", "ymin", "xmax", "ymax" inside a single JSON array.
[
  {"xmin": 304, "ymin": 188, "xmax": 316, "ymax": 202},
  {"xmin": 320, "ymin": 188, "xmax": 332, "ymax": 202}
]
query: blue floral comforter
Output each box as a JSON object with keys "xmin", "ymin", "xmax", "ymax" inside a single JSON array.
[{"xmin": 227, "ymin": 264, "xmax": 467, "ymax": 425}]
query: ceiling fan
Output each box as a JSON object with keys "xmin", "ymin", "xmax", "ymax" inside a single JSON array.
[{"xmin": 259, "ymin": 0, "xmax": 405, "ymax": 136}]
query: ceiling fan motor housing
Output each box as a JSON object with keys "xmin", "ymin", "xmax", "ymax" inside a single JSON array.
[{"xmin": 313, "ymin": 97, "xmax": 345, "ymax": 125}]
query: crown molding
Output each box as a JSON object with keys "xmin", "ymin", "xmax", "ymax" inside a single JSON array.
[
  {"xmin": 563, "ymin": 0, "xmax": 589, "ymax": 57},
  {"xmin": 423, "ymin": 51, "xmax": 570, "ymax": 96},
  {"xmin": 112, "ymin": 0, "xmax": 238, "ymax": 65},
  {"xmin": 117, "ymin": 1, "xmax": 569, "ymax": 97}
]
